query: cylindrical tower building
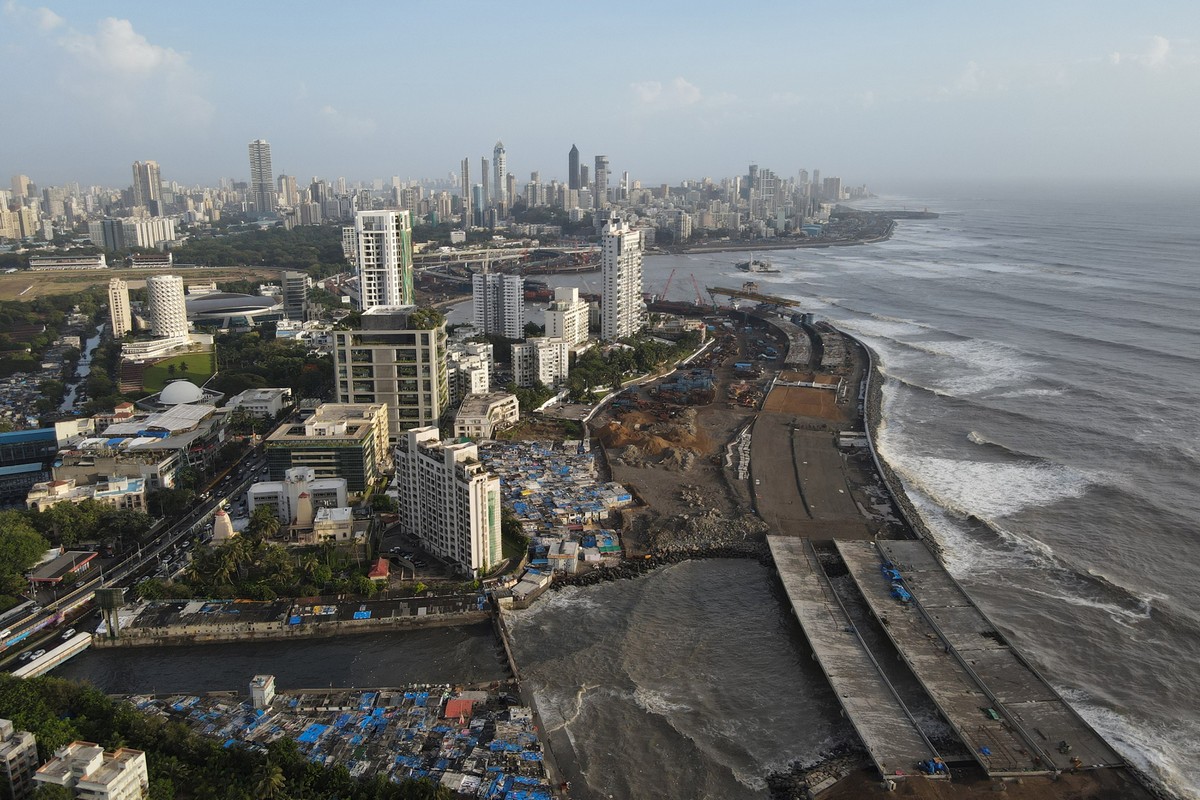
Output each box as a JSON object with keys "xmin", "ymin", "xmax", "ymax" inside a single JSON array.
[{"xmin": 146, "ymin": 274, "xmax": 188, "ymax": 339}]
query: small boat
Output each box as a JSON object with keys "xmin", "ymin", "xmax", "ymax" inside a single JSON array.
[{"xmin": 735, "ymin": 256, "xmax": 778, "ymax": 273}]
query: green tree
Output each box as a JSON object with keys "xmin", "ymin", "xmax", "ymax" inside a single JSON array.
[
  {"xmin": 254, "ymin": 763, "xmax": 287, "ymax": 798},
  {"xmin": 0, "ymin": 511, "xmax": 50, "ymax": 594},
  {"xmin": 35, "ymin": 784, "xmax": 75, "ymax": 800},
  {"xmin": 249, "ymin": 506, "xmax": 280, "ymax": 540}
]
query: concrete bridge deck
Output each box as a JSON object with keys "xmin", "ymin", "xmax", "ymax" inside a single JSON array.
[
  {"xmin": 768, "ymin": 536, "xmax": 941, "ymax": 780},
  {"xmin": 838, "ymin": 540, "xmax": 1124, "ymax": 776}
]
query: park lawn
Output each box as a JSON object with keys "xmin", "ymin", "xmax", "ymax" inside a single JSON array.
[{"xmin": 142, "ymin": 351, "xmax": 217, "ymax": 392}]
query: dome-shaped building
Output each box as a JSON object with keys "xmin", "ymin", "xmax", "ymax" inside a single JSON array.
[{"xmin": 158, "ymin": 380, "xmax": 204, "ymax": 406}]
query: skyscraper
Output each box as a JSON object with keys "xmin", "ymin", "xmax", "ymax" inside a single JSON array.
[
  {"xmin": 145, "ymin": 274, "xmax": 188, "ymax": 340},
  {"xmin": 593, "ymin": 155, "xmax": 610, "ymax": 210},
  {"xmin": 460, "ymin": 158, "xmax": 471, "ymax": 230},
  {"xmin": 492, "ymin": 142, "xmax": 506, "ymax": 208},
  {"xmin": 568, "ymin": 145, "xmax": 580, "ymax": 191},
  {"xmin": 131, "ymin": 161, "xmax": 161, "ymax": 213},
  {"xmin": 600, "ymin": 216, "xmax": 644, "ymax": 340},
  {"xmin": 352, "ymin": 210, "xmax": 414, "ymax": 310},
  {"xmin": 480, "ymin": 157, "xmax": 490, "ymax": 210},
  {"xmin": 247, "ymin": 139, "xmax": 275, "ymax": 214},
  {"xmin": 108, "ymin": 278, "xmax": 131, "ymax": 338},
  {"xmin": 472, "ymin": 271, "xmax": 525, "ymax": 340}
]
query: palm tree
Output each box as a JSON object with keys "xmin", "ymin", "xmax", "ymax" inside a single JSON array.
[{"xmin": 253, "ymin": 763, "xmax": 286, "ymax": 799}]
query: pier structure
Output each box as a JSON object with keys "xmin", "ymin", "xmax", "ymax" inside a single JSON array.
[
  {"xmin": 768, "ymin": 536, "xmax": 943, "ymax": 782},
  {"xmin": 838, "ymin": 540, "xmax": 1124, "ymax": 774}
]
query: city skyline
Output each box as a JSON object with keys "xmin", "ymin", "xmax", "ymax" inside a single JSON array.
[{"xmin": 2, "ymin": 1, "xmax": 1197, "ymax": 189}]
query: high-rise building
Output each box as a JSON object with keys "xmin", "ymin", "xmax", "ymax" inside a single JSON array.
[
  {"xmin": 0, "ymin": 718, "xmax": 38, "ymax": 800},
  {"xmin": 544, "ymin": 286, "xmax": 589, "ymax": 347},
  {"xmin": 600, "ymin": 216, "xmax": 644, "ymax": 340},
  {"xmin": 281, "ymin": 271, "xmax": 310, "ymax": 320},
  {"xmin": 492, "ymin": 141, "xmax": 507, "ymax": 208},
  {"xmin": 34, "ymin": 742, "xmax": 149, "ymax": 800},
  {"xmin": 511, "ymin": 337, "xmax": 570, "ymax": 387},
  {"xmin": 88, "ymin": 218, "xmax": 125, "ymax": 251},
  {"xmin": 263, "ymin": 403, "xmax": 390, "ymax": 493},
  {"xmin": 459, "ymin": 158, "xmax": 471, "ymax": 230},
  {"xmin": 145, "ymin": 274, "xmax": 188, "ymax": 340},
  {"xmin": 108, "ymin": 278, "xmax": 131, "ymax": 338},
  {"xmin": 393, "ymin": 427, "xmax": 501, "ymax": 576},
  {"xmin": 278, "ymin": 174, "xmax": 299, "ymax": 206},
  {"xmin": 568, "ymin": 144, "xmax": 580, "ymax": 191},
  {"xmin": 10, "ymin": 175, "xmax": 32, "ymax": 200},
  {"xmin": 333, "ymin": 306, "xmax": 449, "ymax": 438},
  {"xmin": 593, "ymin": 155, "xmax": 609, "ymax": 210},
  {"xmin": 247, "ymin": 139, "xmax": 275, "ymax": 214},
  {"xmin": 350, "ymin": 210, "xmax": 414, "ymax": 310},
  {"xmin": 579, "ymin": 164, "xmax": 589, "ymax": 191},
  {"xmin": 472, "ymin": 271, "xmax": 525, "ymax": 340},
  {"xmin": 480, "ymin": 157, "xmax": 490, "ymax": 210},
  {"xmin": 131, "ymin": 161, "xmax": 162, "ymax": 213}
]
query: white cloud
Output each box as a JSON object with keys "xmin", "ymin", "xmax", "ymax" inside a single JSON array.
[
  {"xmin": 58, "ymin": 17, "xmax": 187, "ymax": 75},
  {"xmin": 3, "ymin": 1, "xmax": 62, "ymax": 30},
  {"xmin": 630, "ymin": 76, "xmax": 724, "ymax": 109},
  {"xmin": 319, "ymin": 105, "xmax": 378, "ymax": 139},
  {"xmin": 1111, "ymin": 35, "xmax": 1172, "ymax": 69}
]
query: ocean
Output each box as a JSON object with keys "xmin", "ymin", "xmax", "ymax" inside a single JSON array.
[{"xmin": 508, "ymin": 183, "xmax": 1200, "ymax": 800}]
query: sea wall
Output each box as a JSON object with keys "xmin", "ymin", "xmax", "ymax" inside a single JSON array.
[{"xmin": 92, "ymin": 610, "xmax": 490, "ymax": 648}]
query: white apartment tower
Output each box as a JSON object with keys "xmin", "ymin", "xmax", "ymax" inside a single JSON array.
[
  {"xmin": 472, "ymin": 271, "xmax": 525, "ymax": 340},
  {"xmin": 108, "ymin": 278, "xmax": 132, "ymax": 338},
  {"xmin": 512, "ymin": 337, "xmax": 570, "ymax": 387},
  {"xmin": 394, "ymin": 427, "xmax": 501, "ymax": 576},
  {"xmin": 351, "ymin": 210, "xmax": 414, "ymax": 310},
  {"xmin": 145, "ymin": 274, "xmax": 188, "ymax": 340},
  {"xmin": 593, "ymin": 155, "xmax": 610, "ymax": 210},
  {"xmin": 600, "ymin": 216, "xmax": 644, "ymax": 340},
  {"xmin": 131, "ymin": 160, "xmax": 161, "ymax": 212},
  {"xmin": 544, "ymin": 286, "xmax": 589, "ymax": 347},
  {"xmin": 248, "ymin": 139, "xmax": 275, "ymax": 214},
  {"xmin": 492, "ymin": 141, "xmax": 507, "ymax": 208}
]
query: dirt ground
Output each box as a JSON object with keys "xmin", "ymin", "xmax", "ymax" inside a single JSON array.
[{"xmin": 0, "ymin": 265, "xmax": 291, "ymax": 301}]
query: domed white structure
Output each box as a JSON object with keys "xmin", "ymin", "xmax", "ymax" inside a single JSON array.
[{"xmin": 159, "ymin": 379, "xmax": 204, "ymax": 406}]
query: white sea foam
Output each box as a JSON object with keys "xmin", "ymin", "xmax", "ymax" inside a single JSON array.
[
  {"xmin": 1058, "ymin": 689, "xmax": 1200, "ymax": 800},
  {"xmin": 632, "ymin": 686, "xmax": 693, "ymax": 718},
  {"xmin": 992, "ymin": 387, "xmax": 1067, "ymax": 399},
  {"xmin": 894, "ymin": 454, "xmax": 1091, "ymax": 520}
]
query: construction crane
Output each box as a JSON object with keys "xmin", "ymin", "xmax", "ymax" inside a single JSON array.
[
  {"xmin": 691, "ymin": 274, "xmax": 705, "ymax": 306},
  {"xmin": 660, "ymin": 268, "xmax": 677, "ymax": 301}
]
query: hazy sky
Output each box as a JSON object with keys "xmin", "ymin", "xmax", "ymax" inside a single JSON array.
[{"xmin": 3, "ymin": 1, "xmax": 1197, "ymax": 191}]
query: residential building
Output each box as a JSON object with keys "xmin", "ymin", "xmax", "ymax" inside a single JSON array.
[
  {"xmin": 264, "ymin": 403, "xmax": 389, "ymax": 493},
  {"xmin": 393, "ymin": 427, "xmax": 501, "ymax": 576},
  {"xmin": 0, "ymin": 719, "xmax": 38, "ymax": 800},
  {"xmin": 492, "ymin": 141, "xmax": 506, "ymax": 208},
  {"xmin": 472, "ymin": 272, "xmax": 524, "ymax": 340},
  {"xmin": 26, "ymin": 476, "xmax": 146, "ymax": 513},
  {"xmin": 453, "ymin": 392, "xmax": 519, "ymax": 439},
  {"xmin": 88, "ymin": 219, "xmax": 125, "ymax": 251},
  {"xmin": 544, "ymin": 286, "xmax": 589, "ymax": 347},
  {"xmin": 593, "ymin": 155, "xmax": 609, "ymax": 210},
  {"xmin": 224, "ymin": 387, "xmax": 293, "ymax": 419},
  {"xmin": 600, "ymin": 216, "xmax": 645, "ymax": 340},
  {"xmin": 145, "ymin": 274, "xmax": 188, "ymax": 340},
  {"xmin": 108, "ymin": 278, "xmax": 131, "ymax": 338},
  {"xmin": 247, "ymin": 466, "xmax": 348, "ymax": 527},
  {"xmin": 248, "ymin": 139, "xmax": 275, "ymax": 214},
  {"xmin": 446, "ymin": 341, "xmax": 492, "ymax": 407},
  {"xmin": 249, "ymin": 675, "xmax": 275, "ymax": 710},
  {"xmin": 347, "ymin": 210, "xmax": 414, "ymax": 310},
  {"xmin": 34, "ymin": 743, "xmax": 148, "ymax": 800},
  {"xmin": 281, "ymin": 270, "xmax": 310, "ymax": 320},
  {"xmin": 511, "ymin": 337, "xmax": 569, "ymax": 387},
  {"xmin": 131, "ymin": 160, "xmax": 161, "ymax": 214},
  {"xmin": 333, "ymin": 306, "xmax": 448, "ymax": 438},
  {"xmin": 459, "ymin": 158, "xmax": 471, "ymax": 230}
]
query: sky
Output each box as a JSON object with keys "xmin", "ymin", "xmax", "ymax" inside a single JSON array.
[{"xmin": 3, "ymin": 0, "xmax": 1198, "ymax": 191}]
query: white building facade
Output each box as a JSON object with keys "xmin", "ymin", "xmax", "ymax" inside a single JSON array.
[
  {"xmin": 472, "ymin": 272, "xmax": 525, "ymax": 340},
  {"xmin": 349, "ymin": 210, "xmax": 414, "ymax": 310},
  {"xmin": 512, "ymin": 337, "xmax": 569, "ymax": 387},
  {"xmin": 145, "ymin": 274, "xmax": 189, "ymax": 340},
  {"xmin": 247, "ymin": 466, "xmax": 348, "ymax": 526},
  {"xmin": 394, "ymin": 427, "xmax": 501, "ymax": 576},
  {"xmin": 108, "ymin": 278, "xmax": 131, "ymax": 338},
  {"xmin": 544, "ymin": 286, "xmax": 589, "ymax": 347},
  {"xmin": 600, "ymin": 216, "xmax": 644, "ymax": 340}
]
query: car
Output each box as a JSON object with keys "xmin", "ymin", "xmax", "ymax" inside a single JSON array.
[
  {"xmin": 18, "ymin": 651, "xmax": 32, "ymax": 661},
  {"xmin": 62, "ymin": 629, "xmax": 76, "ymax": 639},
  {"xmin": 31, "ymin": 649, "xmax": 45, "ymax": 659},
  {"xmin": 30, "ymin": 605, "xmax": 42, "ymax": 613},
  {"xmin": 0, "ymin": 628, "xmax": 10, "ymax": 639}
]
